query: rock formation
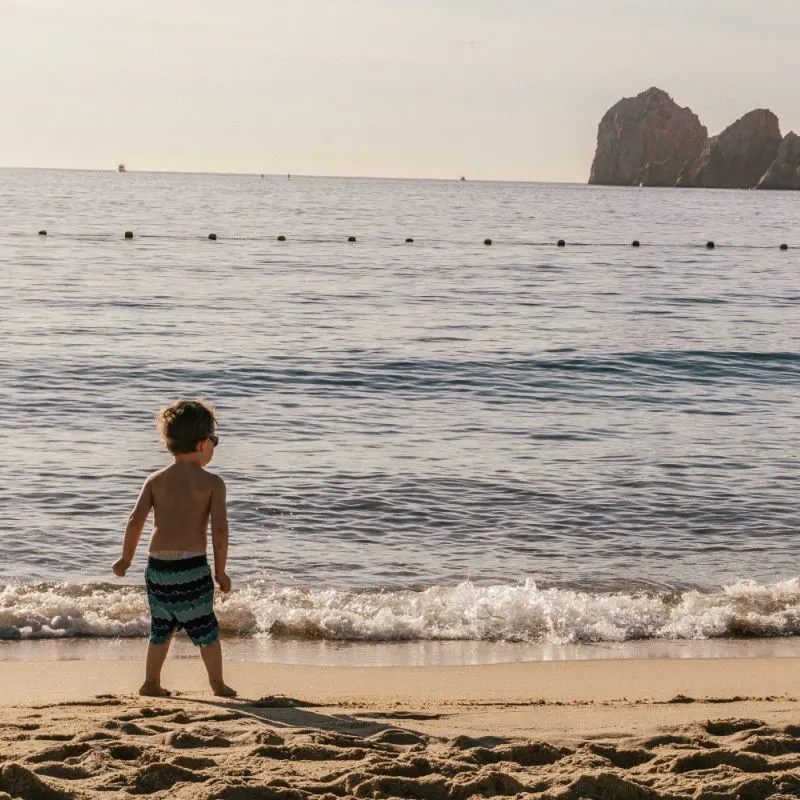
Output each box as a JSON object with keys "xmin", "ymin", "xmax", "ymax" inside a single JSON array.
[
  {"xmin": 589, "ymin": 89, "xmax": 797, "ymax": 189},
  {"xmin": 589, "ymin": 87, "xmax": 707, "ymax": 186},
  {"xmin": 758, "ymin": 132, "xmax": 800, "ymax": 190},
  {"xmin": 678, "ymin": 110, "xmax": 782, "ymax": 189}
]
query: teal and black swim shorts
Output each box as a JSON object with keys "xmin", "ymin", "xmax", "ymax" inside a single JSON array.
[{"xmin": 145, "ymin": 555, "xmax": 220, "ymax": 647}]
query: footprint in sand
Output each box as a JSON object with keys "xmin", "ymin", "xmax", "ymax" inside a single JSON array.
[
  {"xmin": 368, "ymin": 729, "xmax": 426, "ymax": 746},
  {"xmin": 249, "ymin": 743, "xmax": 369, "ymax": 762},
  {"xmin": 26, "ymin": 742, "xmax": 93, "ymax": 763},
  {"xmin": 671, "ymin": 749, "xmax": 770, "ymax": 773},
  {"xmin": 107, "ymin": 744, "xmax": 143, "ymax": 761},
  {"xmin": 162, "ymin": 711, "xmax": 192, "ymax": 725},
  {"xmin": 235, "ymin": 729, "xmax": 284, "ymax": 746},
  {"xmin": 75, "ymin": 731, "xmax": 118, "ymax": 743},
  {"xmin": 33, "ymin": 763, "xmax": 92, "ymax": 780},
  {"xmin": 129, "ymin": 762, "xmax": 206, "ymax": 794},
  {"xmin": 704, "ymin": 718, "xmax": 765, "ymax": 736},
  {"xmin": 170, "ymin": 754, "xmax": 218, "ymax": 770},
  {"xmin": 454, "ymin": 740, "xmax": 570, "ymax": 768},
  {"xmin": 165, "ymin": 730, "xmax": 231, "ymax": 749},
  {"xmin": 743, "ymin": 735, "xmax": 800, "ymax": 755},
  {"xmin": 587, "ymin": 742, "xmax": 655, "ymax": 769}
]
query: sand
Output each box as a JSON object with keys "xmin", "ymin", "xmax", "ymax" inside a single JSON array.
[{"xmin": 0, "ymin": 656, "xmax": 799, "ymax": 799}]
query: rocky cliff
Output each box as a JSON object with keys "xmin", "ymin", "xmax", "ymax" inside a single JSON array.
[
  {"xmin": 589, "ymin": 89, "xmax": 797, "ymax": 189},
  {"xmin": 758, "ymin": 132, "xmax": 800, "ymax": 190},
  {"xmin": 678, "ymin": 110, "xmax": 782, "ymax": 189},
  {"xmin": 589, "ymin": 87, "xmax": 707, "ymax": 186}
]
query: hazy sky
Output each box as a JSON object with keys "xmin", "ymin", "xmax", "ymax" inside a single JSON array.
[{"xmin": 2, "ymin": 0, "xmax": 798, "ymax": 181}]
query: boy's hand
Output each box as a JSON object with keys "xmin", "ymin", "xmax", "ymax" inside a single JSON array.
[
  {"xmin": 215, "ymin": 572, "xmax": 232, "ymax": 593},
  {"xmin": 112, "ymin": 557, "xmax": 130, "ymax": 577}
]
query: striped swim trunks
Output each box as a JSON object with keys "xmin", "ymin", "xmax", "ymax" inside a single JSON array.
[{"xmin": 145, "ymin": 554, "xmax": 220, "ymax": 647}]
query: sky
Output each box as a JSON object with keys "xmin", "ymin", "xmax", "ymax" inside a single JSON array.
[{"xmin": 1, "ymin": 0, "xmax": 798, "ymax": 182}]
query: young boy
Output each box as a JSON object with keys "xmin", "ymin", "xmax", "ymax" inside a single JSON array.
[{"xmin": 112, "ymin": 398, "xmax": 236, "ymax": 698}]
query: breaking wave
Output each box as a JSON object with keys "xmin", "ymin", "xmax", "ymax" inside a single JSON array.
[{"xmin": 2, "ymin": 579, "xmax": 799, "ymax": 643}]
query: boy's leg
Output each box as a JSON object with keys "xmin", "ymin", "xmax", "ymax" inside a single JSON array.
[
  {"xmin": 140, "ymin": 633, "xmax": 174, "ymax": 696},
  {"xmin": 200, "ymin": 639, "xmax": 236, "ymax": 697},
  {"xmin": 144, "ymin": 560, "xmax": 177, "ymax": 696}
]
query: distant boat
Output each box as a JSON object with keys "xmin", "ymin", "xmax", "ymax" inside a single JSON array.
[
  {"xmin": 118, "ymin": 163, "xmax": 126, "ymax": 172},
  {"xmin": 459, "ymin": 175, "xmax": 466, "ymax": 181}
]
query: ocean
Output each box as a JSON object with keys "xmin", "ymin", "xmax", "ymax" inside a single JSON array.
[{"xmin": 3, "ymin": 168, "xmax": 799, "ymax": 653}]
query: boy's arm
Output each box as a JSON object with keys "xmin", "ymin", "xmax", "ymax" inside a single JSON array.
[
  {"xmin": 112, "ymin": 478, "xmax": 153, "ymax": 577},
  {"xmin": 210, "ymin": 476, "xmax": 231, "ymax": 592}
]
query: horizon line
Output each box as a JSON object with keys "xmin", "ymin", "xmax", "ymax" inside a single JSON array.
[{"xmin": 0, "ymin": 164, "xmax": 586, "ymax": 185}]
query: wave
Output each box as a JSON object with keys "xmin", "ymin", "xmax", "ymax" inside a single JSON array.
[
  {"xmin": 8, "ymin": 350, "xmax": 800, "ymax": 398},
  {"xmin": 2, "ymin": 579, "xmax": 799, "ymax": 643}
]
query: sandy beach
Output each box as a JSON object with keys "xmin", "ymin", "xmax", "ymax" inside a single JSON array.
[{"xmin": 1, "ymin": 656, "xmax": 799, "ymax": 798}]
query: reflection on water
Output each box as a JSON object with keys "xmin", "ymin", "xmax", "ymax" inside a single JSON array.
[{"xmin": 3, "ymin": 637, "xmax": 800, "ymax": 666}]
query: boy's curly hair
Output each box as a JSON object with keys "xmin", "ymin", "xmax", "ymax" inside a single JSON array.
[{"xmin": 156, "ymin": 398, "xmax": 218, "ymax": 454}]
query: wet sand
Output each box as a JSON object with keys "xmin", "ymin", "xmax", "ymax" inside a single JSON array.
[{"xmin": 4, "ymin": 635, "xmax": 800, "ymax": 666}]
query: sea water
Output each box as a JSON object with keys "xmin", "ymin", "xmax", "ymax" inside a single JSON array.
[{"xmin": 2, "ymin": 168, "xmax": 799, "ymax": 650}]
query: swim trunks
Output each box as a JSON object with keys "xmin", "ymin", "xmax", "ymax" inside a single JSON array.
[{"xmin": 145, "ymin": 554, "xmax": 219, "ymax": 647}]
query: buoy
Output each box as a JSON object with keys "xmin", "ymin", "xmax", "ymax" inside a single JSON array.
[
  {"xmin": 347, "ymin": 236, "xmax": 357, "ymax": 242},
  {"xmin": 706, "ymin": 241, "xmax": 715, "ymax": 249},
  {"xmin": 779, "ymin": 243, "xmax": 789, "ymax": 250},
  {"xmin": 38, "ymin": 230, "xmax": 47, "ymax": 236},
  {"xmin": 208, "ymin": 233, "xmax": 217, "ymax": 241},
  {"xmin": 405, "ymin": 238, "xmax": 414, "ymax": 243},
  {"xmin": 277, "ymin": 235, "xmax": 286, "ymax": 241},
  {"xmin": 483, "ymin": 238, "xmax": 492, "ymax": 246},
  {"xmin": 557, "ymin": 239, "xmax": 566, "ymax": 247},
  {"xmin": 124, "ymin": 231, "xmax": 134, "ymax": 239},
  {"xmin": 631, "ymin": 240, "xmax": 640, "ymax": 247}
]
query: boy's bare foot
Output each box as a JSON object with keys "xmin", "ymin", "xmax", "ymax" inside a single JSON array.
[
  {"xmin": 211, "ymin": 682, "xmax": 237, "ymax": 698},
  {"xmin": 138, "ymin": 681, "xmax": 171, "ymax": 697}
]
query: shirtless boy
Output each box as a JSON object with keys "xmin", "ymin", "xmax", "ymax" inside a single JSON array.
[{"xmin": 112, "ymin": 399, "xmax": 236, "ymax": 698}]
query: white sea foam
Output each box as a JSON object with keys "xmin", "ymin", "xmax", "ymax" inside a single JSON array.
[{"xmin": 2, "ymin": 579, "xmax": 799, "ymax": 643}]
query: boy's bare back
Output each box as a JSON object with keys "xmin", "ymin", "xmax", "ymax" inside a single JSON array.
[
  {"xmin": 136, "ymin": 463, "xmax": 228, "ymax": 554},
  {"xmin": 112, "ymin": 399, "xmax": 231, "ymax": 595}
]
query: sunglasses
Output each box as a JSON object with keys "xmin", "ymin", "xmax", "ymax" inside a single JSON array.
[{"xmin": 207, "ymin": 434, "xmax": 219, "ymax": 447}]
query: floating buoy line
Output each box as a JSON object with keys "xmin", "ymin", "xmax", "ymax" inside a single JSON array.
[{"xmin": 29, "ymin": 231, "xmax": 792, "ymax": 250}]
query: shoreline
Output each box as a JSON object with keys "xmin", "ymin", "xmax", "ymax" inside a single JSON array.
[{"xmin": 2, "ymin": 636, "xmax": 800, "ymax": 666}]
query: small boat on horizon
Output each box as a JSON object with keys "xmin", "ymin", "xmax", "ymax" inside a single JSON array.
[{"xmin": 118, "ymin": 163, "xmax": 126, "ymax": 172}]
